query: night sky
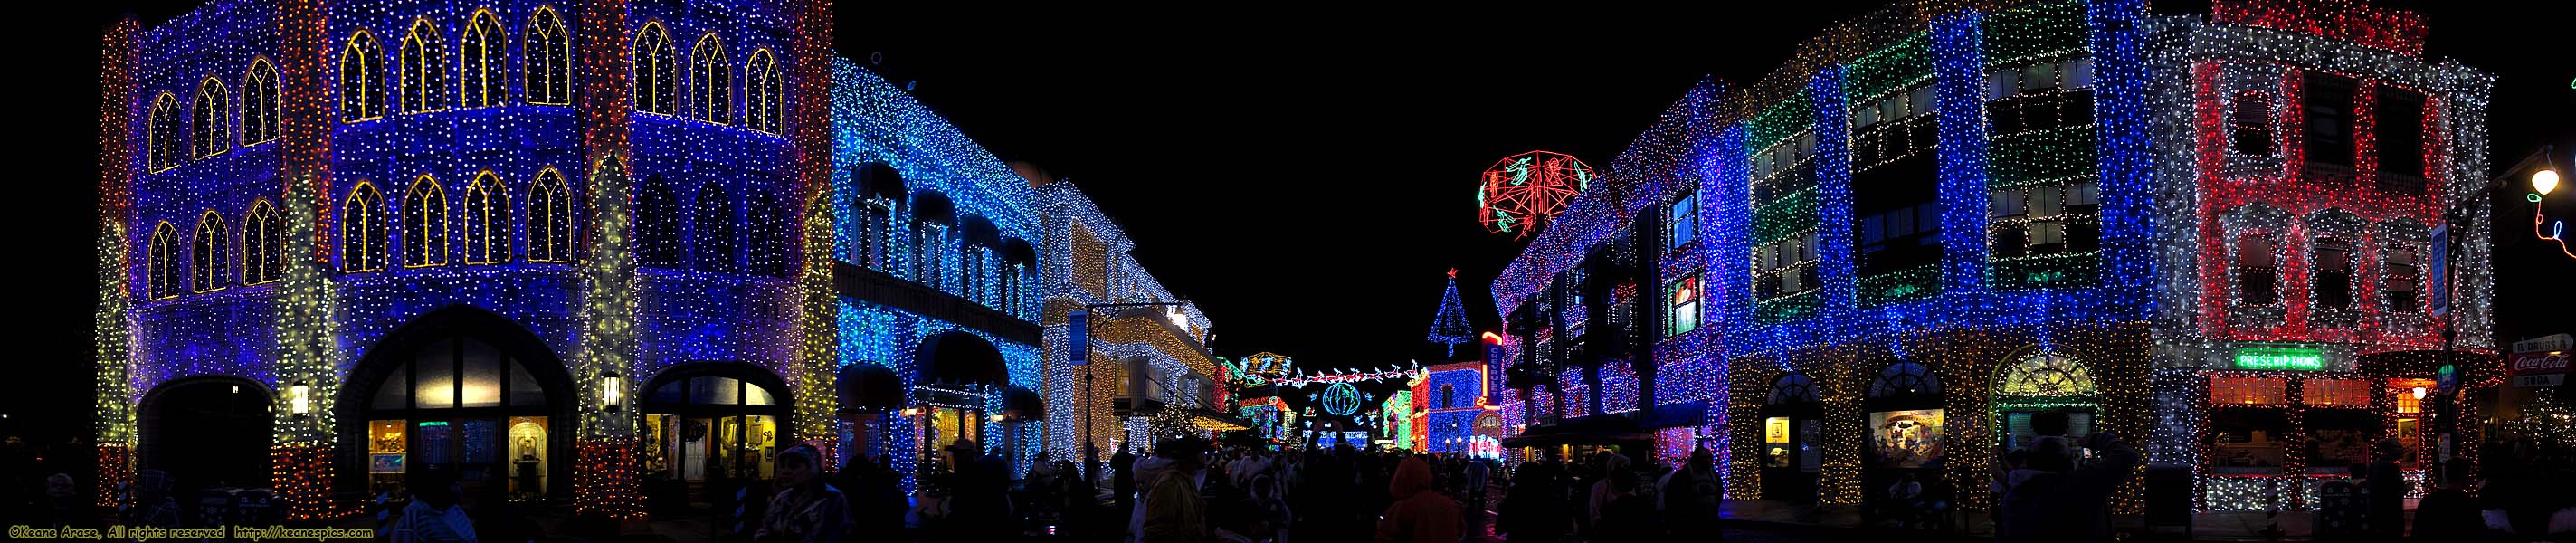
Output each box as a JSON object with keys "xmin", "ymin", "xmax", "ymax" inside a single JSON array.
[{"xmin": 14, "ymin": 1, "xmax": 2569, "ymax": 446}]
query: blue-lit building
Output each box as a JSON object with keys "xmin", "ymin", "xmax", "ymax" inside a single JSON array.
[
  {"xmin": 1489, "ymin": 0, "xmax": 2495, "ymax": 515},
  {"xmin": 92, "ymin": 0, "xmax": 1122, "ymax": 518}
]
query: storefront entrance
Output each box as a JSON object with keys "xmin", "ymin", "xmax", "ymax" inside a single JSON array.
[
  {"xmin": 1991, "ymin": 353, "xmax": 2100, "ymax": 452},
  {"xmin": 139, "ymin": 376, "xmax": 273, "ymax": 500},
  {"xmin": 641, "ymin": 367, "xmax": 787, "ymax": 505},
  {"xmin": 340, "ymin": 307, "xmax": 574, "ymax": 503},
  {"xmin": 1760, "ymin": 373, "xmax": 1822, "ymax": 502}
]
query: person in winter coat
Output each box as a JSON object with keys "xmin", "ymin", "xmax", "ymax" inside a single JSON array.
[
  {"xmin": 1496, "ymin": 462, "xmax": 1567, "ymax": 543},
  {"xmin": 1659, "ymin": 446, "xmax": 1723, "ymax": 536},
  {"xmin": 1999, "ymin": 432, "xmax": 2138, "ymax": 543},
  {"xmin": 393, "ymin": 467, "xmax": 476, "ymax": 543},
  {"xmin": 1132, "ymin": 439, "xmax": 1211, "ymax": 543},
  {"xmin": 1374, "ymin": 457, "xmax": 1460, "ymax": 543},
  {"xmin": 753, "ymin": 444, "xmax": 846, "ymax": 543}
]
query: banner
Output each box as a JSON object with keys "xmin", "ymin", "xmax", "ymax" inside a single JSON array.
[{"xmin": 1069, "ymin": 310, "xmax": 1088, "ymax": 366}]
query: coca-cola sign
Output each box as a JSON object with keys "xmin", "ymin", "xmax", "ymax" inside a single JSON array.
[{"xmin": 2511, "ymin": 351, "xmax": 2570, "ymax": 376}]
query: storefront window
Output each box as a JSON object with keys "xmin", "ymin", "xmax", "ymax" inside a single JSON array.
[
  {"xmin": 2303, "ymin": 378, "xmax": 2370, "ymax": 406},
  {"xmin": 2305, "ymin": 409, "xmax": 2377, "ymax": 472},
  {"xmin": 2209, "ymin": 409, "xmax": 2288, "ymax": 473},
  {"xmin": 2211, "ymin": 376, "xmax": 2286, "ymax": 405},
  {"xmin": 643, "ymin": 374, "xmax": 784, "ymax": 486}
]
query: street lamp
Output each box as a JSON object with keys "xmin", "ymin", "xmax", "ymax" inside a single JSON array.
[
  {"xmin": 2413, "ymin": 386, "xmax": 2429, "ymax": 401},
  {"xmin": 2534, "ymin": 168, "xmax": 2559, "ymax": 196},
  {"xmin": 600, "ymin": 371, "xmax": 623, "ymax": 413},
  {"xmin": 290, "ymin": 380, "xmax": 310, "ymax": 417}
]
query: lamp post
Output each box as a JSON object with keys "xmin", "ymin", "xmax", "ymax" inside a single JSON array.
[{"xmin": 1073, "ymin": 300, "xmax": 1199, "ymax": 487}]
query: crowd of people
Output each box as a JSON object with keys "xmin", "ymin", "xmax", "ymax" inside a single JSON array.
[{"xmin": 8, "ymin": 426, "xmax": 2575, "ymax": 542}]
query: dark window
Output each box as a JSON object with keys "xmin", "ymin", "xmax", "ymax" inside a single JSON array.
[
  {"xmin": 2383, "ymin": 243, "xmax": 2419, "ymax": 312},
  {"xmin": 2374, "ymin": 86, "xmax": 2427, "ymax": 192},
  {"xmin": 2231, "ymin": 91, "xmax": 2276, "ymax": 157},
  {"xmin": 693, "ymin": 183, "xmax": 737, "ymax": 273},
  {"xmin": 2239, "ymin": 235, "xmax": 2277, "ymax": 305},
  {"xmin": 2314, "ymin": 237, "xmax": 2353, "ymax": 310},
  {"xmin": 637, "ymin": 176, "xmax": 683, "ymax": 268},
  {"xmin": 2303, "ymin": 72, "xmax": 2356, "ymax": 167}
]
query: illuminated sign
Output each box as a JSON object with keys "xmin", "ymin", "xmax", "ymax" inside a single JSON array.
[
  {"xmin": 2235, "ymin": 347, "xmax": 2324, "ymax": 371},
  {"xmin": 1765, "ymin": 416, "xmax": 1791, "ymax": 444}
]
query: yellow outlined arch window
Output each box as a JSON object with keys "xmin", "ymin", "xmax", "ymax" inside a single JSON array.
[
  {"xmin": 147, "ymin": 221, "xmax": 179, "ymax": 299},
  {"xmin": 689, "ymin": 33, "xmax": 729, "ymax": 124},
  {"xmin": 528, "ymin": 168, "xmax": 575, "ymax": 263},
  {"xmin": 403, "ymin": 175, "xmax": 450, "ymax": 267},
  {"xmin": 243, "ymin": 199, "xmax": 282, "ymax": 285},
  {"xmin": 633, "ymin": 22, "xmax": 678, "ymax": 115},
  {"xmin": 344, "ymin": 182, "xmax": 388, "ymax": 272},
  {"xmin": 147, "ymin": 92, "xmax": 181, "ymax": 171},
  {"xmin": 745, "ymin": 49, "xmax": 780, "ymax": 133},
  {"xmin": 192, "ymin": 78, "xmax": 231, "ymax": 158},
  {"xmin": 193, "ymin": 211, "xmax": 231, "ymax": 292},
  {"xmin": 243, "ymin": 58, "xmax": 280, "ymax": 145},
  {"xmin": 400, "ymin": 19, "xmax": 452, "ymax": 113},
  {"xmin": 525, "ymin": 7, "xmax": 574, "ymax": 106},
  {"xmin": 341, "ymin": 31, "xmax": 388, "ymax": 121},
  {"xmin": 464, "ymin": 171, "xmax": 514, "ymax": 264},
  {"xmin": 461, "ymin": 11, "xmax": 508, "ymax": 108}
]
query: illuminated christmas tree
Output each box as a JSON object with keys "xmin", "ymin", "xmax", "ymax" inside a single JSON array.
[{"xmin": 1427, "ymin": 269, "xmax": 1474, "ymax": 356}]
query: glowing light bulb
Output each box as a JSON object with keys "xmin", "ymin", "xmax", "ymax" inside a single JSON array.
[{"xmin": 2535, "ymin": 169, "xmax": 2560, "ymax": 195}]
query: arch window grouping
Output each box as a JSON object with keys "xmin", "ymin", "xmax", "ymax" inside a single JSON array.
[
  {"xmin": 745, "ymin": 50, "xmax": 781, "ymax": 133},
  {"xmin": 148, "ymin": 223, "xmax": 179, "ymax": 300},
  {"xmin": 242, "ymin": 200, "xmax": 283, "ymax": 285},
  {"xmin": 192, "ymin": 211, "xmax": 230, "ymax": 292},
  {"xmin": 690, "ymin": 33, "xmax": 731, "ymax": 124},
  {"xmin": 527, "ymin": 169, "xmax": 575, "ymax": 263},
  {"xmin": 402, "ymin": 176, "xmax": 450, "ymax": 267},
  {"xmin": 398, "ymin": 19, "xmax": 452, "ymax": 114},
  {"xmin": 525, "ymin": 7, "xmax": 575, "ymax": 106},
  {"xmin": 345, "ymin": 183, "xmax": 389, "ymax": 272},
  {"xmin": 242, "ymin": 59, "xmax": 280, "ymax": 145},
  {"xmin": 147, "ymin": 93, "xmax": 182, "ymax": 172},
  {"xmin": 460, "ymin": 11, "xmax": 509, "ymax": 109},
  {"xmin": 633, "ymin": 22, "xmax": 680, "ymax": 116},
  {"xmin": 192, "ymin": 78, "xmax": 231, "ymax": 158},
  {"xmin": 341, "ymin": 31, "xmax": 389, "ymax": 121},
  {"xmin": 464, "ymin": 172, "xmax": 514, "ymax": 265}
]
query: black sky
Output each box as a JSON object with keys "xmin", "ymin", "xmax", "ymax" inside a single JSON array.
[{"xmin": 14, "ymin": 1, "xmax": 2569, "ymax": 445}]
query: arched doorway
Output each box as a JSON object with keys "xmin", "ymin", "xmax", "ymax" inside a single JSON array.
[
  {"xmin": 1760, "ymin": 373, "xmax": 1821, "ymax": 501},
  {"xmin": 1863, "ymin": 360, "xmax": 1946, "ymax": 515},
  {"xmin": 1991, "ymin": 352, "xmax": 2098, "ymax": 452},
  {"xmin": 338, "ymin": 307, "xmax": 575, "ymax": 503},
  {"xmin": 639, "ymin": 363, "xmax": 789, "ymax": 506},
  {"xmin": 139, "ymin": 376, "xmax": 272, "ymax": 499},
  {"xmin": 914, "ymin": 330, "xmax": 1007, "ymax": 471}
]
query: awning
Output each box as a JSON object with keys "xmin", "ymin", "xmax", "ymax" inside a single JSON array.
[
  {"xmin": 1192, "ymin": 412, "xmax": 1251, "ymax": 432},
  {"xmin": 1002, "ymin": 386, "xmax": 1045, "ymax": 421},
  {"xmin": 835, "ymin": 364, "xmax": 904, "ymax": 419},
  {"xmin": 1640, "ymin": 400, "xmax": 1711, "ymax": 429},
  {"xmin": 1499, "ymin": 414, "xmax": 1653, "ymax": 448}
]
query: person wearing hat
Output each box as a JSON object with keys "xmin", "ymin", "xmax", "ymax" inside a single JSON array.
[{"xmin": 753, "ymin": 443, "xmax": 844, "ymax": 543}]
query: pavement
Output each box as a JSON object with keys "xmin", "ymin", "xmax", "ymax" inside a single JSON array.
[{"xmin": 1717, "ymin": 499, "xmax": 2357, "ymax": 542}]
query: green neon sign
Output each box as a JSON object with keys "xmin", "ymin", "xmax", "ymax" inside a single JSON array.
[{"xmin": 2235, "ymin": 347, "xmax": 2323, "ymax": 371}]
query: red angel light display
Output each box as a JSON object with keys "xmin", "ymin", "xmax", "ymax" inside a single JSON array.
[{"xmin": 1478, "ymin": 150, "xmax": 1594, "ymax": 239}]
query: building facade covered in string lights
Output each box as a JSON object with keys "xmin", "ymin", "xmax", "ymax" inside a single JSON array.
[
  {"xmin": 91, "ymin": 0, "xmax": 1182, "ymax": 519},
  {"xmin": 1033, "ymin": 176, "xmax": 1226, "ymax": 462},
  {"xmin": 1487, "ymin": 0, "xmax": 2496, "ymax": 514}
]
